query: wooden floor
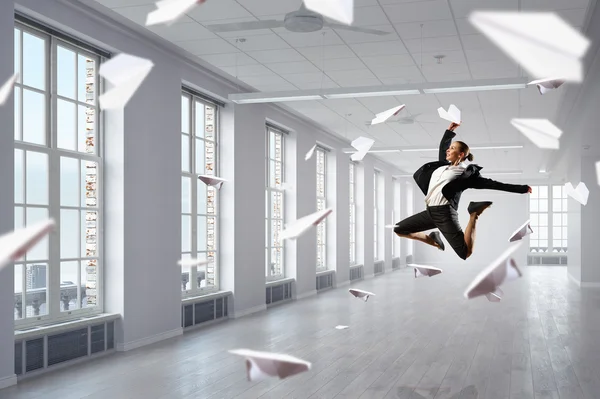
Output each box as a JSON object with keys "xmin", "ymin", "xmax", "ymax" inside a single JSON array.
[{"xmin": 3, "ymin": 266, "xmax": 600, "ymax": 399}]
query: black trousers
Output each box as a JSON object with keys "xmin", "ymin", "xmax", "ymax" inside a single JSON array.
[{"xmin": 394, "ymin": 205, "xmax": 469, "ymax": 260}]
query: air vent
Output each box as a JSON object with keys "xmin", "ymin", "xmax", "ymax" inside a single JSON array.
[
  {"xmin": 26, "ymin": 338, "xmax": 44, "ymax": 372},
  {"xmin": 374, "ymin": 261, "xmax": 384, "ymax": 275},
  {"xmin": 91, "ymin": 324, "xmax": 105, "ymax": 354},
  {"xmin": 316, "ymin": 272, "xmax": 334, "ymax": 291},
  {"xmin": 48, "ymin": 328, "xmax": 88, "ymax": 366},
  {"xmin": 528, "ymin": 255, "xmax": 567, "ymax": 265},
  {"xmin": 266, "ymin": 281, "xmax": 293, "ymax": 306},
  {"xmin": 15, "ymin": 341, "xmax": 22, "ymax": 375},
  {"xmin": 182, "ymin": 294, "xmax": 230, "ymax": 330},
  {"xmin": 350, "ymin": 266, "xmax": 363, "ymax": 281},
  {"xmin": 392, "ymin": 258, "xmax": 400, "ymax": 270}
]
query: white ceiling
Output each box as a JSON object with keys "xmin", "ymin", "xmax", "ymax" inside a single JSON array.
[{"xmin": 93, "ymin": 0, "xmax": 591, "ymax": 177}]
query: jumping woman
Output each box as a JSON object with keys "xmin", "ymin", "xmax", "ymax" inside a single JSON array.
[{"xmin": 394, "ymin": 122, "xmax": 532, "ymax": 260}]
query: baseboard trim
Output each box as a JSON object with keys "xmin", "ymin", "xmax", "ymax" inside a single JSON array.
[
  {"xmin": 581, "ymin": 281, "xmax": 600, "ymax": 288},
  {"xmin": 233, "ymin": 304, "xmax": 267, "ymax": 319},
  {"xmin": 568, "ymin": 272, "xmax": 581, "ymax": 287},
  {"xmin": 0, "ymin": 374, "xmax": 17, "ymax": 390},
  {"xmin": 117, "ymin": 327, "xmax": 183, "ymax": 352},
  {"xmin": 296, "ymin": 290, "xmax": 317, "ymax": 300}
]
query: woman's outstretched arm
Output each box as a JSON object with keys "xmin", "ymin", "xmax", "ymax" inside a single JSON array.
[
  {"xmin": 438, "ymin": 122, "xmax": 460, "ymax": 162},
  {"xmin": 469, "ymin": 177, "xmax": 531, "ymax": 194}
]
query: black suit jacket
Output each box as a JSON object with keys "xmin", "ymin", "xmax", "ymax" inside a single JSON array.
[{"xmin": 412, "ymin": 130, "xmax": 529, "ymax": 210}]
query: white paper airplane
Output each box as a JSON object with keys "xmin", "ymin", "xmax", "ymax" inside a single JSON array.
[
  {"xmin": 508, "ymin": 219, "xmax": 534, "ymax": 242},
  {"xmin": 0, "ymin": 73, "xmax": 18, "ymax": 106},
  {"xmin": 98, "ymin": 53, "xmax": 154, "ymax": 110},
  {"xmin": 349, "ymin": 288, "xmax": 375, "ymax": 302},
  {"xmin": 410, "ymin": 264, "xmax": 443, "ymax": 278},
  {"xmin": 198, "ymin": 174, "xmax": 227, "ymax": 189},
  {"xmin": 565, "ymin": 181, "xmax": 589, "ymax": 206},
  {"xmin": 596, "ymin": 161, "xmax": 600, "ymax": 187},
  {"xmin": 146, "ymin": 0, "xmax": 206, "ymax": 26},
  {"xmin": 437, "ymin": 104, "xmax": 461, "ymax": 124},
  {"xmin": 468, "ymin": 11, "xmax": 591, "ymax": 82},
  {"xmin": 228, "ymin": 349, "xmax": 311, "ymax": 381},
  {"xmin": 0, "ymin": 219, "xmax": 55, "ymax": 270},
  {"xmin": 304, "ymin": 0, "xmax": 353, "ymax": 26},
  {"xmin": 371, "ymin": 104, "xmax": 405, "ymax": 125},
  {"xmin": 178, "ymin": 258, "xmax": 210, "ymax": 267},
  {"xmin": 510, "ymin": 118, "xmax": 563, "ymax": 149},
  {"xmin": 527, "ymin": 77, "xmax": 566, "ymax": 95},
  {"xmin": 335, "ymin": 325, "xmax": 349, "ymax": 330},
  {"xmin": 350, "ymin": 136, "xmax": 375, "ymax": 162},
  {"xmin": 463, "ymin": 242, "xmax": 523, "ymax": 302},
  {"xmin": 281, "ymin": 208, "xmax": 333, "ymax": 240},
  {"xmin": 305, "ymin": 144, "xmax": 317, "ymax": 161}
]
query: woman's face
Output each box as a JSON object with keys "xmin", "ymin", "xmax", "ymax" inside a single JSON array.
[{"xmin": 446, "ymin": 143, "xmax": 465, "ymax": 164}]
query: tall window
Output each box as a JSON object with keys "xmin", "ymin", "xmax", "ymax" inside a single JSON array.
[
  {"xmin": 529, "ymin": 185, "xmax": 567, "ymax": 253},
  {"xmin": 374, "ymin": 170, "xmax": 380, "ymax": 260},
  {"xmin": 349, "ymin": 163, "xmax": 356, "ymax": 265},
  {"xmin": 181, "ymin": 91, "xmax": 219, "ymax": 295},
  {"xmin": 392, "ymin": 178, "xmax": 400, "ymax": 258},
  {"xmin": 316, "ymin": 147, "xmax": 327, "ymax": 271},
  {"xmin": 266, "ymin": 125, "xmax": 284, "ymax": 280},
  {"xmin": 14, "ymin": 23, "xmax": 103, "ymax": 326}
]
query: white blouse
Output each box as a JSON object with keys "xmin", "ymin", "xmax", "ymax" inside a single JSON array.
[{"xmin": 424, "ymin": 162, "xmax": 467, "ymax": 206}]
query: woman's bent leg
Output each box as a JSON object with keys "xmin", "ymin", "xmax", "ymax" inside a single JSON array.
[{"xmin": 394, "ymin": 210, "xmax": 441, "ymax": 249}]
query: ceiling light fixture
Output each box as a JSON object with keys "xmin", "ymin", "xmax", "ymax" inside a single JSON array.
[
  {"xmin": 423, "ymin": 83, "xmax": 527, "ymax": 94},
  {"xmin": 343, "ymin": 149, "xmax": 401, "ymax": 154},
  {"xmin": 323, "ymin": 89, "xmax": 421, "ymax": 99}
]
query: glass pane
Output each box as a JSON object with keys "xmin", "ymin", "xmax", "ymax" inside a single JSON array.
[
  {"xmin": 207, "ymin": 217, "xmax": 216, "ymax": 251},
  {"xmin": 78, "ymin": 105, "xmax": 96, "ymax": 154},
  {"xmin": 540, "ymin": 228, "xmax": 548, "ymax": 240},
  {"xmin": 195, "ymin": 138, "xmax": 205, "ymax": 175},
  {"xmin": 539, "ymin": 199, "xmax": 548, "ymax": 212},
  {"xmin": 197, "ymin": 181, "xmax": 207, "ymax": 214},
  {"xmin": 265, "ymin": 219, "xmax": 269, "ymax": 248},
  {"xmin": 57, "ymin": 99, "xmax": 76, "ymax": 150},
  {"xmin": 60, "ymin": 157, "xmax": 79, "ymax": 207},
  {"xmin": 529, "ymin": 199, "xmax": 538, "ymax": 212},
  {"xmin": 181, "ymin": 134, "xmax": 190, "ymax": 172},
  {"xmin": 181, "ymin": 95, "xmax": 190, "ymax": 134},
  {"xmin": 195, "ymin": 101, "xmax": 205, "ymax": 139},
  {"xmin": 265, "ymin": 247, "xmax": 269, "ymax": 277},
  {"xmin": 78, "ymin": 55, "xmax": 95, "ymax": 105},
  {"xmin": 26, "ymin": 207, "xmax": 49, "ymax": 261},
  {"xmin": 82, "ymin": 259, "xmax": 97, "ymax": 308},
  {"xmin": 205, "ymin": 106, "xmax": 215, "ymax": 141},
  {"xmin": 552, "ymin": 198, "xmax": 561, "ymax": 212},
  {"xmin": 530, "ymin": 186, "xmax": 539, "ymax": 198},
  {"xmin": 26, "ymin": 151, "xmax": 48, "ymax": 205},
  {"xmin": 14, "ymin": 264, "xmax": 23, "ymax": 320},
  {"xmin": 182, "ymin": 176, "xmax": 191, "ymax": 214},
  {"xmin": 563, "ymin": 214, "xmax": 568, "ymax": 225},
  {"xmin": 15, "ymin": 149, "xmax": 24, "ymax": 203},
  {"xmin": 182, "ymin": 215, "xmax": 191, "ymax": 252},
  {"xmin": 61, "ymin": 209, "xmax": 80, "ymax": 259},
  {"xmin": 271, "ymin": 247, "xmax": 282, "ymax": 276},
  {"xmin": 563, "ymin": 199, "xmax": 568, "ymax": 211},
  {"xmin": 553, "ymin": 227, "xmax": 562, "ymax": 240},
  {"xmin": 83, "ymin": 211, "xmax": 98, "ymax": 258},
  {"xmin": 539, "ymin": 214, "xmax": 548, "ymax": 226},
  {"xmin": 205, "ymin": 141, "xmax": 215, "ymax": 175},
  {"xmin": 539, "ymin": 186, "xmax": 548, "ymax": 199},
  {"xmin": 83, "ymin": 161, "xmax": 98, "ymax": 208},
  {"xmin": 530, "ymin": 213, "xmax": 539, "ymax": 226},
  {"xmin": 60, "ymin": 261, "xmax": 79, "ymax": 311},
  {"xmin": 22, "ymin": 32, "xmax": 46, "ymax": 91},
  {"xmin": 552, "ymin": 185, "xmax": 561, "ymax": 199},
  {"xmin": 15, "ymin": 206, "xmax": 24, "ymax": 230},
  {"xmin": 272, "ymin": 219, "xmax": 281, "ymax": 248},
  {"xmin": 197, "ymin": 254, "xmax": 209, "ymax": 289},
  {"xmin": 57, "ymin": 46, "xmax": 76, "ymax": 99},
  {"xmin": 269, "ymin": 160, "xmax": 276, "ymax": 187},
  {"xmin": 14, "ymin": 87, "xmax": 20, "ymax": 140},
  {"xmin": 197, "ymin": 216, "xmax": 206, "ymax": 250},
  {"xmin": 207, "ymin": 186, "xmax": 216, "ymax": 216},
  {"xmin": 269, "ymin": 131, "xmax": 275, "ymax": 159},
  {"xmin": 181, "ymin": 253, "xmax": 191, "ymax": 291},
  {"xmin": 23, "ymin": 89, "xmax": 46, "ymax": 145},
  {"xmin": 14, "ymin": 28, "xmax": 20, "ymax": 77},
  {"xmin": 271, "ymin": 191, "xmax": 282, "ymax": 219},
  {"xmin": 25, "ymin": 263, "xmax": 48, "ymax": 317}
]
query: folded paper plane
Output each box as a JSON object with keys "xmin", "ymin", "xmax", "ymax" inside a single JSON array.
[
  {"xmin": 305, "ymin": 144, "xmax": 317, "ymax": 161},
  {"xmin": 0, "ymin": 73, "xmax": 18, "ymax": 106},
  {"xmin": 371, "ymin": 104, "xmax": 405, "ymax": 125},
  {"xmin": 281, "ymin": 208, "xmax": 333, "ymax": 240},
  {"xmin": 349, "ymin": 288, "xmax": 375, "ymax": 302},
  {"xmin": 468, "ymin": 11, "xmax": 591, "ymax": 82},
  {"xmin": 228, "ymin": 349, "xmax": 311, "ymax": 381},
  {"xmin": 510, "ymin": 118, "xmax": 562, "ymax": 149},
  {"xmin": 437, "ymin": 104, "xmax": 461, "ymax": 124},
  {"xmin": 198, "ymin": 174, "xmax": 227, "ymax": 189},
  {"xmin": 335, "ymin": 325, "xmax": 349, "ymax": 330},
  {"xmin": 463, "ymin": 242, "xmax": 523, "ymax": 302},
  {"xmin": 565, "ymin": 181, "xmax": 589, "ymax": 206},
  {"xmin": 508, "ymin": 219, "xmax": 533, "ymax": 242},
  {"xmin": 146, "ymin": 0, "xmax": 206, "ymax": 26},
  {"xmin": 178, "ymin": 258, "xmax": 210, "ymax": 267},
  {"xmin": 304, "ymin": 0, "xmax": 353, "ymax": 26},
  {"xmin": 0, "ymin": 219, "xmax": 55, "ymax": 270},
  {"xmin": 410, "ymin": 264, "xmax": 443, "ymax": 278},
  {"xmin": 98, "ymin": 53, "xmax": 154, "ymax": 110},
  {"xmin": 528, "ymin": 77, "xmax": 565, "ymax": 95},
  {"xmin": 350, "ymin": 136, "xmax": 375, "ymax": 162}
]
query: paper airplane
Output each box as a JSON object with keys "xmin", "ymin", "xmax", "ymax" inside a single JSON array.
[
  {"xmin": 410, "ymin": 264, "xmax": 443, "ymax": 278},
  {"xmin": 178, "ymin": 258, "xmax": 210, "ymax": 267},
  {"xmin": 510, "ymin": 118, "xmax": 562, "ymax": 149},
  {"xmin": 0, "ymin": 73, "xmax": 18, "ymax": 106},
  {"xmin": 198, "ymin": 174, "xmax": 227, "ymax": 189},
  {"xmin": 228, "ymin": 349, "xmax": 311, "ymax": 381},
  {"xmin": 437, "ymin": 104, "xmax": 461, "ymax": 124},
  {"xmin": 305, "ymin": 144, "xmax": 317, "ymax": 161},
  {"xmin": 98, "ymin": 53, "xmax": 154, "ymax": 110},
  {"xmin": 468, "ymin": 11, "xmax": 591, "ymax": 82},
  {"xmin": 565, "ymin": 181, "xmax": 589, "ymax": 206},
  {"xmin": 350, "ymin": 136, "xmax": 375, "ymax": 162},
  {"xmin": 146, "ymin": 0, "xmax": 206, "ymax": 26},
  {"xmin": 528, "ymin": 77, "xmax": 565, "ymax": 95},
  {"xmin": 335, "ymin": 325, "xmax": 349, "ymax": 330},
  {"xmin": 371, "ymin": 104, "xmax": 405, "ymax": 125},
  {"xmin": 0, "ymin": 219, "xmax": 55, "ymax": 270},
  {"xmin": 281, "ymin": 208, "xmax": 333, "ymax": 240},
  {"xmin": 463, "ymin": 242, "xmax": 523, "ymax": 302},
  {"xmin": 349, "ymin": 288, "xmax": 375, "ymax": 302},
  {"xmin": 596, "ymin": 161, "xmax": 600, "ymax": 187},
  {"xmin": 304, "ymin": 0, "xmax": 353, "ymax": 26},
  {"xmin": 508, "ymin": 219, "xmax": 533, "ymax": 242}
]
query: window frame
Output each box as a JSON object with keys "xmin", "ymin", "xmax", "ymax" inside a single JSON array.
[
  {"xmin": 374, "ymin": 170, "xmax": 380, "ymax": 260},
  {"xmin": 265, "ymin": 125, "xmax": 285, "ymax": 281},
  {"xmin": 181, "ymin": 91, "xmax": 220, "ymax": 297},
  {"xmin": 349, "ymin": 162, "xmax": 356, "ymax": 265},
  {"xmin": 316, "ymin": 146, "xmax": 327, "ymax": 271},
  {"xmin": 528, "ymin": 184, "xmax": 568, "ymax": 254},
  {"xmin": 13, "ymin": 22, "xmax": 105, "ymax": 329}
]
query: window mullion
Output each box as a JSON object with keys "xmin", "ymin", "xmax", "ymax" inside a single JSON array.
[{"xmin": 190, "ymin": 99, "xmax": 198, "ymax": 294}]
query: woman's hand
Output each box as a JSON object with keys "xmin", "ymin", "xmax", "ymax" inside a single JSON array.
[
  {"xmin": 527, "ymin": 186, "xmax": 533, "ymax": 193},
  {"xmin": 448, "ymin": 122, "xmax": 461, "ymax": 131}
]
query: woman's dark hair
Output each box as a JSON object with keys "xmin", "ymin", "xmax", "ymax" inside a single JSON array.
[{"xmin": 455, "ymin": 141, "xmax": 474, "ymax": 162}]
